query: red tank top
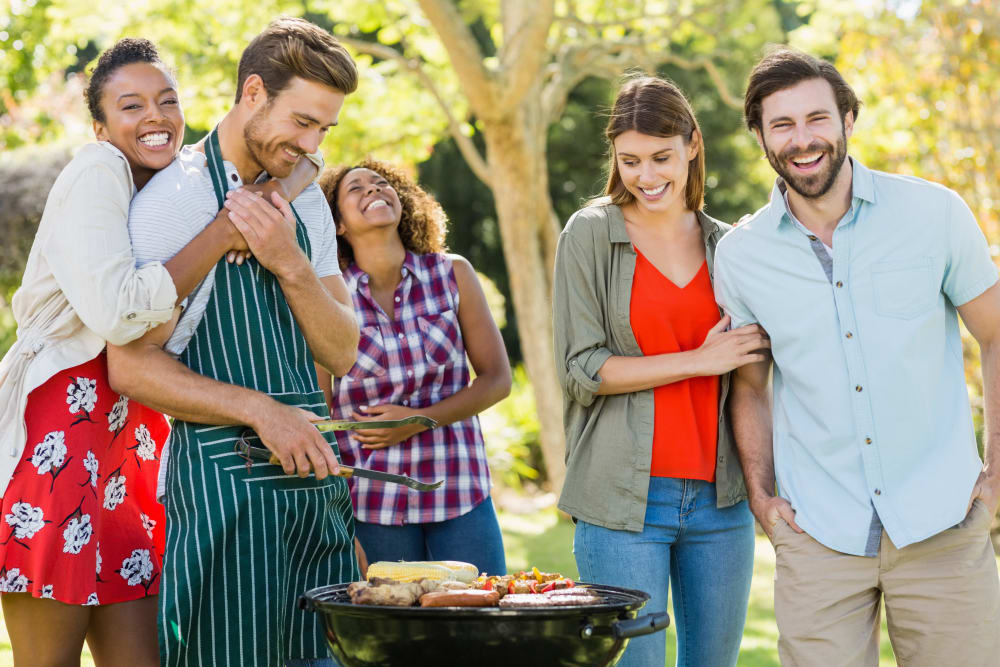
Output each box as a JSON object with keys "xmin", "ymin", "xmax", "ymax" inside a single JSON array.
[{"xmin": 629, "ymin": 248, "xmax": 719, "ymax": 480}]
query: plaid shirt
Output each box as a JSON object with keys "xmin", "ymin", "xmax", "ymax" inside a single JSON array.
[{"xmin": 332, "ymin": 252, "xmax": 491, "ymax": 525}]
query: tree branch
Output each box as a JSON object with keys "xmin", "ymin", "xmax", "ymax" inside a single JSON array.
[
  {"xmin": 542, "ymin": 39, "xmax": 743, "ymax": 121},
  {"xmin": 498, "ymin": 0, "xmax": 556, "ymax": 113},
  {"xmin": 416, "ymin": 0, "xmax": 499, "ymax": 121},
  {"xmin": 656, "ymin": 52, "xmax": 743, "ymax": 109},
  {"xmin": 339, "ymin": 37, "xmax": 493, "ymax": 186}
]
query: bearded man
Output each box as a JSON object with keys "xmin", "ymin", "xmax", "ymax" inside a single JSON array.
[
  {"xmin": 107, "ymin": 18, "xmax": 360, "ymax": 667},
  {"xmin": 714, "ymin": 48, "xmax": 1000, "ymax": 666}
]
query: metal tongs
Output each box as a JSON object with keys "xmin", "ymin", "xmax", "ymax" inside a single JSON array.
[{"xmin": 234, "ymin": 415, "xmax": 443, "ymax": 492}]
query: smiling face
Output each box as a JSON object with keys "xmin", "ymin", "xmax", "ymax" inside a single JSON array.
[
  {"xmin": 335, "ymin": 167, "xmax": 403, "ymax": 240},
  {"xmin": 243, "ymin": 75, "xmax": 345, "ymax": 178},
  {"xmin": 93, "ymin": 61, "xmax": 184, "ymax": 188},
  {"xmin": 613, "ymin": 130, "xmax": 697, "ymax": 217},
  {"xmin": 756, "ymin": 77, "xmax": 852, "ymax": 199}
]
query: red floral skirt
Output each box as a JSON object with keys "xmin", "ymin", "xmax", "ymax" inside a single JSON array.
[{"xmin": 0, "ymin": 352, "xmax": 167, "ymax": 605}]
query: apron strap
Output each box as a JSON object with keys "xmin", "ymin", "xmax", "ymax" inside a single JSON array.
[{"xmin": 205, "ymin": 126, "xmax": 228, "ymax": 210}]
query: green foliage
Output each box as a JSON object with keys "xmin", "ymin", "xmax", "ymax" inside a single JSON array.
[
  {"xmin": 479, "ymin": 365, "xmax": 543, "ymax": 489},
  {"xmin": 0, "ymin": 283, "xmax": 17, "ymax": 358},
  {"xmin": 475, "ymin": 270, "xmax": 506, "ymax": 330}
]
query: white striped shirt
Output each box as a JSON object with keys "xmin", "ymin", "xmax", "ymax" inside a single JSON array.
[{"xmin": 128, "ymin": 145, "xmax": 340, "ymax": 356}]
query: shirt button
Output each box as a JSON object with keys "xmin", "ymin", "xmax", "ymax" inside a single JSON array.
[
  {"xmin": 865, "ymin": 437, "xmax": 873, "ymax": 444},
  {"xmin": 845, "ymin": 332, "xmax": 853, "ymax": 339},
  {"xmin": 808, "ymin": 235, "xmax": 818, "ymax": 241},
  {"xmin": 874, "ymin": 489, "xmax": 882, "ymax": 495},
  {"xmin": 398, "ymin": 333, "xmax": 405, "ymax": 339},
  {"xmin": 836, "ymin": 281, "xmax": 844, "ymax": 288},
  {"xmin": 402, "ymin": 400, "xmax": 409, "ymax": 406},
  {"xmin": 855, "ymin": 385, "xmax": 863, "ymax": 392},
  {"xmin": 395, "ymin": 296, "xmax": 401, "ymax": 303},
  {"xmin": 126, "ymin": 312, "xmax": 137, "ymax": 320},
  {"xmin": 231, "ymin": 173, "xmax": 238, "ymax": 182},
  {"xmin": 407, "ymin": 370, "xmax": 413, "ymax": 377},
  {"xmin": 31, "ymin": 340, "xmax": 45, "ymax": 353}
]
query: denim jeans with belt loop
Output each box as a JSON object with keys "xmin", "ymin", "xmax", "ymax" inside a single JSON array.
[{"xmin": 574, "ymin": 477, "xmax": 755, "ymax": 667}]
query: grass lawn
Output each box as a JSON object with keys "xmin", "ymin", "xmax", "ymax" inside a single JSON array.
[
  {"xmin": 0, "ymin": 505, "xmax": 983, "ymax": 666},
  {"xmin": 501, "ymin": 505, "xmax": 899, "ymax": 667}
]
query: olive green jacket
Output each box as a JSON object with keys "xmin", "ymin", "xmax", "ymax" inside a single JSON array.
[{"xmin": 553, "ymin": 202, "xmax": 747, "ymax": 532}]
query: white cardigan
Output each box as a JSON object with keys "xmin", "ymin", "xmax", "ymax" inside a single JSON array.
[{"xmin": 0, "ymin": 142, "xmax": 177, "ymax": 495}]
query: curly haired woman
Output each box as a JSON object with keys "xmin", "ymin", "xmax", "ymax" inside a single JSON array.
[{"xmin": 319, "ymin": 159, "xmax": 510, "ymax": 575}]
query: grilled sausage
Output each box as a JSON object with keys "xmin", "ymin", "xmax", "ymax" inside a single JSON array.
[{"xmin": 419, "ymin": 589, "xmax": 500, "ymax": 607}]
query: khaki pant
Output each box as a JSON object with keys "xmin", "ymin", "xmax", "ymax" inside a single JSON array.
[{"xmin": 773, "ymin": 499, "xmax": 1000, "ymax": 667}]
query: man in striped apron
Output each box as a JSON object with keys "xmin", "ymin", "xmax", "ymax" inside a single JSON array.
[{"xmin": 108, "ymin": 19, "xmax": 362, "ymax": 666}]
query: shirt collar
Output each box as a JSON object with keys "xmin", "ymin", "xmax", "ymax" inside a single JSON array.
[
  {"xmin": 96, "ymin": 141, "xmax": 137, "ymax": 196},
  {"xmin": 344, "ymin": 250, "xmax": 423, "ymax": 289},
  {"xmin": 767, "ymin": 156, "xmax": 876, "ymax": 228},
  {"xmin": 607, "ymin": 203, "xmax": 725, "ymax": 244}
]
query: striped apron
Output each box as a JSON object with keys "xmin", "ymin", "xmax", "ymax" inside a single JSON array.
[{"xmin": 159, "ymin": 127, "xmax": 359, "ymax": 666}]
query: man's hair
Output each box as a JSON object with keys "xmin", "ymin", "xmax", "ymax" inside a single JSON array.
[
  {"xmin": 595, "ymin": 75, "xmax": 705, "ymax": 212},
  {"xmin": 85, "ymin": 38, "xmax": 166, "ymax": 123},
  {"xmin": 235, "ymin": 17, "xmax": 358, "ymax": 104},
  {"xmin": 744, "ymin": 47, "xmax": 860, "ymax": 132}
]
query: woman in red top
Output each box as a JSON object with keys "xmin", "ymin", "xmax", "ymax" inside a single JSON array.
[{"xmin": 553, "ymin": 77, "xmax": 769, "ymax": 666}]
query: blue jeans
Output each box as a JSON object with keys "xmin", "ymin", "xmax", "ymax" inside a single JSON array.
[
  {"xmin": 574, "ymin": 478, "xmax": 754, "ymax": 667},
  {"xmin": 354, "ymin": 496, "xmax": 507, "ymax": 575}
]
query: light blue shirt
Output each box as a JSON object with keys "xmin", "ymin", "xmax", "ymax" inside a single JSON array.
[{"xmin": 714, "ymin": 159, "xmax": 998, "ymax": 556}]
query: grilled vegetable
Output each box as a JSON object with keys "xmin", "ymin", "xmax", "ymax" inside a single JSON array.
[
  {"xmin": 426, "ymin": 561, "xmax": 480, "ymax": 583},
  {"xmin": 366, "ymin": 560, "xmax": 479, "ymax": 584},
  {"xmin": 367, "ymin": 562, "xmax": 454, "ymax": 583}
]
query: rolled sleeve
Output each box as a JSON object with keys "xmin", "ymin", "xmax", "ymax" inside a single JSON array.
[
  {"xmin": 45, "ymin": 162, "xmax": 177, "ymax": 345},
  {"xmin": 943, "ymin": 190, "xmax": 998, "ymax": 306},
  {"xmin": 567, "ymin": 348, "xmax": 612, "ymax": 405},
  {"xmin": 552, "ymin": 230, "xmax": 613, "ymax": 407},
  {"xmin": 714, "ymin": 240, "xmax": 758, "ymax": 329}
]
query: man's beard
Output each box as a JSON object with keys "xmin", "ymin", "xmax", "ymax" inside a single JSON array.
[
  {"xmin": 763, "ymin": 130, "xmax": 848, "ymax": 199},
  {"xmin": 243, "ymin": 106, "xmax": 301, "ymax": 179}
]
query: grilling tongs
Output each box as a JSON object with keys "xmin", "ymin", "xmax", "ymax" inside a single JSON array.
[{"xmin": 234, "ymin": 415, "xmax": 443, "ymax": 492}]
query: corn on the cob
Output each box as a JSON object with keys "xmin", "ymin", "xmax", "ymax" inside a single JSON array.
[
  {"xmin": 426, "ymin": 560, "xmax": 480, "ymax": 583},
  {"xmin": 366, "ymin": 561, "xmax": 456, "ymax": 583}
]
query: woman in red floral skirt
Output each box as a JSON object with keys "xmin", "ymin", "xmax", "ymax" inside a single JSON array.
[{"xmin": 0, "ymin": 39, "xmax": 320, "ymax": 665}]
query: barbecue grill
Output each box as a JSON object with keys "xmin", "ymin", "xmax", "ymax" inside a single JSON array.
[{"xmin": 300, "ymin": 582, "xmax": 669, "ymax": 667}]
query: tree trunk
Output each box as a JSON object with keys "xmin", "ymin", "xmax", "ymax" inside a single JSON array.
[{"xmin": 480, "ymin": 102, "xmax": 567, "ymax": 494}]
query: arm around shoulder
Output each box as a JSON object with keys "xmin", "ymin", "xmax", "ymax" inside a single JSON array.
[{"xmin": 45, "ymin": 155, "xmax": 176, "ymax": 345}]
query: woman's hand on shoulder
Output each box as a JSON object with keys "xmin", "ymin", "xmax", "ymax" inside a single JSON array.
[{"xmin": 694, "ymin": 314, "xmax": 771, "ymax": 376}]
